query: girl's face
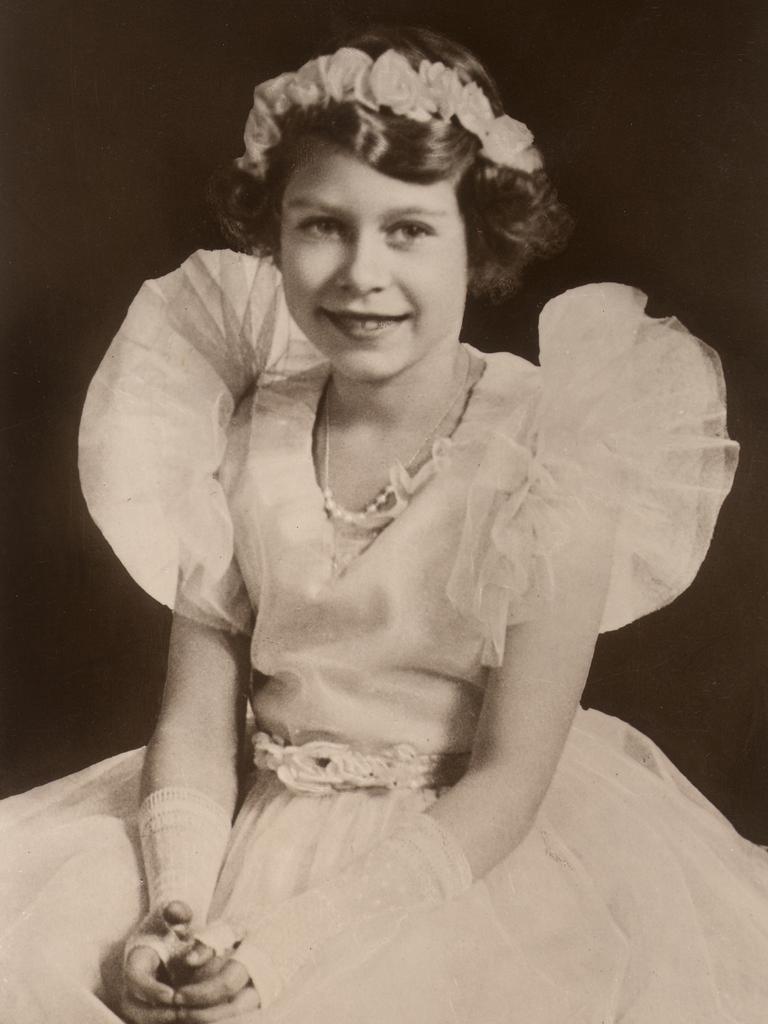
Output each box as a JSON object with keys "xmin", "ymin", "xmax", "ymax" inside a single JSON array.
[{"xmin": 279, "ymin": 138, "xmax": 468, "ymax": 384}]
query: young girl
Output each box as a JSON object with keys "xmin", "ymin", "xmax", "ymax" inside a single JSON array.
[{"xmin": 2, "ymin": 24, "xmax": 767, "ymax": 1024}]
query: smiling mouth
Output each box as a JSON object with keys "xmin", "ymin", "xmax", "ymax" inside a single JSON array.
[{"xmin": 322, "ymin": 310, "xmax": 410, "ymax": 336}]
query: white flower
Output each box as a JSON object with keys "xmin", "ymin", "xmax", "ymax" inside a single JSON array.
[
  {"xmin": 500, "ymin": 144, "xmax": 543, "ymax": 174},
  {"xmin": 242, "ymin": 95, "xmax": 281, "ymax": 168},
  {"xmin": 285, "ymin": 57, "xmax": 327, "ymax": 107},
  {"xmin": 454, "ymin": 81, "xmax": 494, "ymax": 135},
  {"xmin": 238, "ymin": 48, "xmax": 539, "ymax": 175},
  {"xmin": 254, "ymin": 72, "xmax": 295, "ymax": 117},
  {"xmin": 322, "ymin": 47, "xmax": 374, "ymax": 105},
  {"xmin": 481, "ymin": 115, "xmax": 538, "ymax": 168},
  {"xmin": 418, "ymin": 60, "xmax": 465, "ymax": 120},
  {"xmin": 368, "ymin": 50, "xmax": 436, "ymax": 121}
]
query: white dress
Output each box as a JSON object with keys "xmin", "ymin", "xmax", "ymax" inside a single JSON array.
[{"xmin": 1, "ymin": 250, "xmax": 766, "ymax": 1023}]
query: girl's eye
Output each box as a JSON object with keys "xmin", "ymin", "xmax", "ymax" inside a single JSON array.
[
  {"xmin": 299, "ymin": 218, "xmax": 344, "ymax": 238},
  {"xmin": 389, "ymin": 222, "xmax": 434, "ymax": 245}
]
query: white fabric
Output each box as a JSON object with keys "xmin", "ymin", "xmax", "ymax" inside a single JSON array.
[
  {"xmin": 137, "ymin": 787, "xmax": 231, "ymax": 927},
  {"xmin": 447, "ymin": 283, "xmax": 739, "ymax": 662},
  {"xmin": 251, "ymin": 731, "xmax": 468, "ymax": 793},
  {"xmin": 78, "ymin": 249, "xmax": 322, "ymax": 632},
  {"xmin": 2, "ymin": 251, "xmax": 764, "ymax": 1023},
  {"xmin": 229, "ymin": 813, "xmax": 472, "ymax": 1008},
  {"xmin": 79, "ymin": 253, "xmax": 738, "ymax": 661},
  {"xmin": 2, "ymin": 718, "xmax": 768, "ymax": 1022},
  {"xmin": 212, "ymin": 280, "xmax": 736, "ymax": 750}
]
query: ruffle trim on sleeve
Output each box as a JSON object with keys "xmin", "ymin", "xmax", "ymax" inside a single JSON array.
[
  {"xmin": 78, "ymin": 249, "xmax": 321, "ymax": 633},
  {"xmin": 449, "ymin": 283, "xmax": 739, "ymax": 666}
]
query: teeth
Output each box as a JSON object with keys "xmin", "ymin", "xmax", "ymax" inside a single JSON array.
[{"xmin": 327, "ymin": 312, "xmax": 404, "ymax": 334}]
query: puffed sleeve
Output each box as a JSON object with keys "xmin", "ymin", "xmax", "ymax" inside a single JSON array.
[
  {"xmin": 78, "ymin": 249, "xmax": 321, "ymax": 634},
  {"xmin": 447, "ymin": 283, "xmax": 740, "ymax": 666}
]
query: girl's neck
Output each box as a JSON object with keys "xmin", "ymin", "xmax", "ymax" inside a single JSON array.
[{"xmin": 327, "ymin": 344, "xmax": 469, "ymax": 432}]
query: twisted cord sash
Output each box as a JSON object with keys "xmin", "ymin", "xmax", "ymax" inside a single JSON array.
[{"xmin": 252, "ymin": 731, "xmax": 469, "ymax": 795}]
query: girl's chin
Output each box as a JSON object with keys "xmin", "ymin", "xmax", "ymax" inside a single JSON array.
[
  {"xmin": 309, "ymin": 334, "xmax": 412, "ymax": 381},
  {"xmin": 325, "ymin": 351, "xmax": 408, "ymax": 384}
]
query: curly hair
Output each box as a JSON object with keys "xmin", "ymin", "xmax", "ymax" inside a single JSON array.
[{"xmin": 209, "ymin": 26, "xmax": 572, "ymax": 301}]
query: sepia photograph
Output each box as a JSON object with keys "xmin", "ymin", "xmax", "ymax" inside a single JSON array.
[{"xmin": 2, "ymin": 1, "xmax": 767, "ymax": 1020}]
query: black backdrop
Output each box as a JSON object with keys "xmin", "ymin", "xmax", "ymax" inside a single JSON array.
[{"xmin": 3, "ymin": 1, "xmax": 767, "ymax": 839}]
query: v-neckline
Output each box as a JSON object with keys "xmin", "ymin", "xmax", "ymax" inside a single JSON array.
[{"xmin": 246, "ymin": 344, "xmax": 538, "ymax": 584}]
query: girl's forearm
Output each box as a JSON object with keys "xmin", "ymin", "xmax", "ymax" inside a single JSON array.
[
  {"xmin": 435, "ymin": 507, "xmax": 616, "ymax": 879},
  {"xmin": 427, "ymin": 761, "xmax": 548, "ymax": 879},
  {"xmin": 136, "ymin": 697, "xmax": 245, "ymax": 928},
  {"xmin": 134, "ymin": 617, "xmax": 250, "ymax": 925},
  {"xmin": 140, "ymin": 614, "xmax": 250, "ymax": 810},
  {"xmin": 141, "ymin": 718, "xmax": 241, "ymax": 815}
]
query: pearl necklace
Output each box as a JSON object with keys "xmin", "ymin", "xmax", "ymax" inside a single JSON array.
[{"xmin": 321, "ymin": 351, "xmax": 472, "ymax": 527}]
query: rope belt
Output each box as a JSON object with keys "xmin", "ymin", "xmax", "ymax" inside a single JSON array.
[{"xmin": 252, "ymin": 731, "xmax": 469, "ymax": 796}]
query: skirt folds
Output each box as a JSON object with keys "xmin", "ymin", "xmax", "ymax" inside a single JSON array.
[{"xmin": 2, "ymin": 709, "xmax": 768, "ymax": 1023}]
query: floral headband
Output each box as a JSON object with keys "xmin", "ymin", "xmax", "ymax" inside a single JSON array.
[{"xmin": 236, "ymin": 47, "xmax": 542, "ymax": 177}]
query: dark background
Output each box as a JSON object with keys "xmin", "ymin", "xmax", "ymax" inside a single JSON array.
[{"xmin": 3, "ymin": 1, "xmax": 767, "ymax": 839}]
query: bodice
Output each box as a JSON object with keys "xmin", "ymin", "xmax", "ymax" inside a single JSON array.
[{"xmin": 221, "ymin": 349, "xmax": 538, "ymax": 753}]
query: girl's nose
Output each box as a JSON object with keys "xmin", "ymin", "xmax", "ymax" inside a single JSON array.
[{"xmin": 336, "ymin": 232, "xmax": 388, "ymax": 293}]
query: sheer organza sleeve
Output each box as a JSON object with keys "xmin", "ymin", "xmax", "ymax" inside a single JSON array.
[
  {"xmin": 448, "ymin": 283, "xmax": 740, "ymax": 666},
  {"xmin": 78, "ymin": 249, "xmax": 321, "ymax": 634}
]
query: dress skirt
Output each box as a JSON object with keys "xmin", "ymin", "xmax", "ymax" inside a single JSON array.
[{"xmin": 2, "ymin": 707, "xmax": 768, "ymax": 1023}]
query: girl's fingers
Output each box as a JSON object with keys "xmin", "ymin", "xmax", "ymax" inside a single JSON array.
[
  {"xmin": 163, "ymin": 899, "xmax": 193, "ymax": 926},
  {"xmin": 174, "ymin": 985, "xmax": 261, "ymax": 1023},
  {"xmin": 121, "ymin": 991, "xmax": 179, "ymax": 1024},
  {"xmin": 123, "ymin": 946, "xmax": 175, "ymax": 1005},
  {"xmin": 181, "ymin": 952, "xmax": 228, "ymax": 982},
  {"xmin": 175, "ymin": 960, "xmax": 253, "ymax": 1007},
  {"xmin": 184, "ymin": 940, "xmax": 218, "ymax": 969},
  {"xmin": 164, "ymin": 899, "xmax": 194, "ymax": 942}
]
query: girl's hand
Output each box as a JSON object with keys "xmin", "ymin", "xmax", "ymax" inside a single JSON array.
[
  {"xmin": 171, "ymin": 927, "xmax": 261, "ymax": 1022},
  {"xmin": 121, "ymin": 901, "xmax": 196, "ymax": 1022}
]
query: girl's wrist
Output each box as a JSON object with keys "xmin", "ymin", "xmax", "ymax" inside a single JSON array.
[{"xmin": 138, "ymin": 786, "xmax": 232, "ymax": 926}]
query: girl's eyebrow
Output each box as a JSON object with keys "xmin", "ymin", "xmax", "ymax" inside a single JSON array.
[
  {"xmin": 386, "ymin": 205, "xmax": 449, "ymax": 219},
  {"xmin": 284, "ymin": 197, "xmax": 449, "ymax": 218}
]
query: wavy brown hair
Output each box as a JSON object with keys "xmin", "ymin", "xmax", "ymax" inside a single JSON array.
[{"xmin": 210, "ymin": 26, "xmax": 572, "ymax": 301}]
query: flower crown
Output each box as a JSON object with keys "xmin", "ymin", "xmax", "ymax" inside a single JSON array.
[{"xmin": 237, "ymin": 47, "xmax": 542, "ymax": 177}]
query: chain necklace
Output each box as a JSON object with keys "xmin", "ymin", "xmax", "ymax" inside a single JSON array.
[{"xmin": 321, "ymin": 349, "xmax": 472, "ymax": 526}]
